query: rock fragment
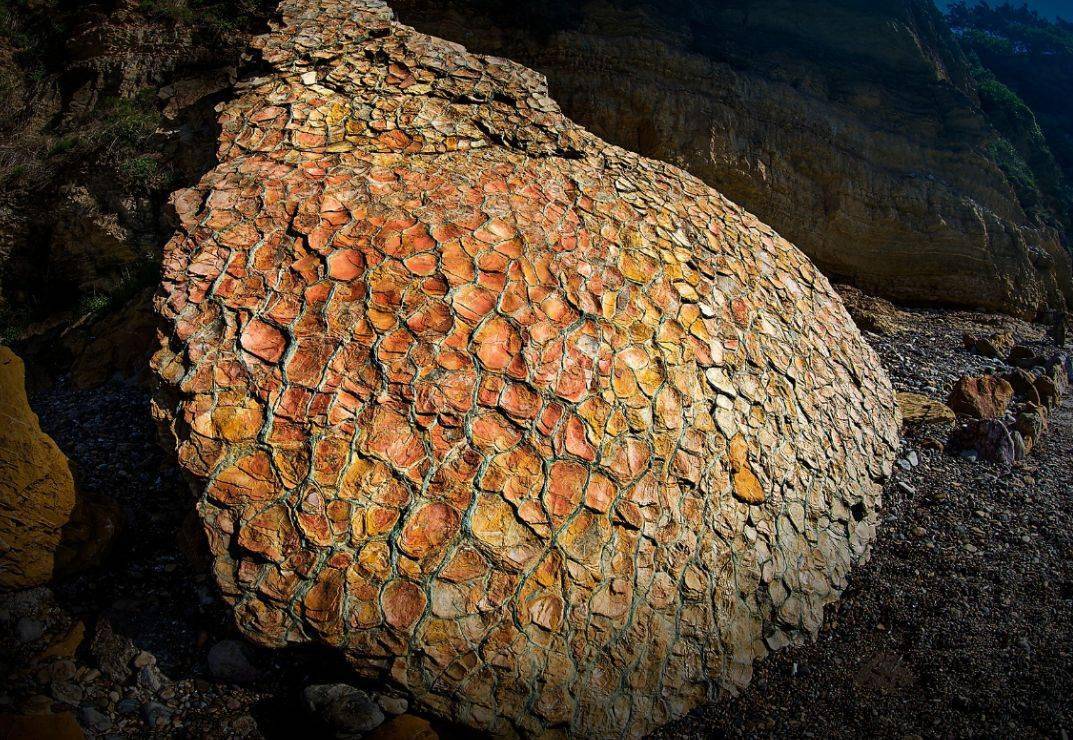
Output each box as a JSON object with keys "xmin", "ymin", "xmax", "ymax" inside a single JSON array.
[
  {"xmin": 302, "ymin": 684, "xmax": 385, "ymax": 738},
  {"xmin": 207, "ymin": 640, "xmax": 260, "ymax": 684},
  {"xmin": 896, "ymin": 392, "xmax": 955, "ymax": 425},
  {"xmin": 839, "ymin": 285, "xmax": 904, "ymax": 335},
  {"xmin": 950, "ymin": 419, "xmax": 1015, "ymax": 465},
  {"xmin": 947, "ymin": 375, "xmax": 1015, "ymax": 419},
  {"xmin": 963, "ymin": 331, "xmax": 1014, "ymax": 359}
]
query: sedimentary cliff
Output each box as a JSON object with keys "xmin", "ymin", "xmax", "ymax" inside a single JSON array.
[
  {"xmin": 393, "ymin": 0, "xmax": 1073, "ymax": 318},
  {"xmin": 152, "ymin": 0, "xmax": 899, "ymax": 736},
  {"xmin": 0, "ymin": 0, "xmax": 272, "ymax": 348}
]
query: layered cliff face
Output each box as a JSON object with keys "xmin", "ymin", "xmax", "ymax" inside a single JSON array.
[
  {"xmin": 152, "ymin": 0, "xmax": 898, "ymax": 736},
  {"xmin": 0, "ymin": 0, "xmax": 272, "ymax": 350},
  {"xmin": 393, "ymin": 0, "xmax": 1073, "ymax": 318}
]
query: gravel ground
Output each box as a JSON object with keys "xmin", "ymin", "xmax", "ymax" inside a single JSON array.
[{"xmin": 1, "ymin": 304, "xmax": 1070, "ymax": 738}]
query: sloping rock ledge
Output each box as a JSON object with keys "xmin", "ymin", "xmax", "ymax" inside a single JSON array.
[{"xmin": 150, "ymin": 0, "xmax": 900, "ymax": 737}]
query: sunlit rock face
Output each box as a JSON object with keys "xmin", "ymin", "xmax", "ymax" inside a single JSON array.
[
  {"xmin": 151, "ymin": 0, "xmax": 899, "ymax": 736},
  {"xmin": 0, "ymin": 347, "xmax": 77, "ymax": 591}
]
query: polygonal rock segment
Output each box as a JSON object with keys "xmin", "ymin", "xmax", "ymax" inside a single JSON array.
[{"xmin": 150, "ymin": 1, "xmax": 900, "ymax": 737}]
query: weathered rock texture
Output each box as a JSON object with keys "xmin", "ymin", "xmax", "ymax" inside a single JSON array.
[
  {"xmin": 151, "ymin": 1, "xmax": 899, "ymax": 736},
  {"xmin": 392, "ymin": 0, "xmax": 1073, "ymax": 318},
  {"xmin": 0, "ymin": 347, "xmax": 77, "ymax": 590}
]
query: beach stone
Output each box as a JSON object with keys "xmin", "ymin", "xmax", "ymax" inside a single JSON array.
[
  {"xmin": 302, "ymin": 684, "xmax": 385, "ymax": 738},
  {"xmin": 896, "ymin": 392, "xmax": 955, "ymax": 425},
  {"xmin": 1007, "ymin": 344, "xmax": 1042, "ymax": 369},
  {"xmin": 78, "ymin": 706, "xmax": 112, "ymax": 733},
  {"xmin": 1049, "ymin": 356, "xmax": 1070, "ymax": 392},
  {"xmin": 143, "ymin": 701, "xmax": 171, "ymax": 729},
  {"xmin": 838, "ymin": 285, "xmax": 903, "ymax": 335},
  {"xmin": 1002, "ymin": 369, "xmax": 1041, "ymax": 406},
  {"xmin": 963, "ymin": 331, "xmax": 1014, "ymax": 359},
  {"xmin": 947, "ymin": 375, "xmax": 1014, "ymax": 419},
  {"xmin": 150, "ymin": 1, "xmax": 900, "ymax": 736},
  {"xmin": 1033, "ymin": 375, "xmax": 1061, "ymax": 409},
  {"xmin": 950, "ymin": 419, "xmax": 1015, "ymax": 465},
  {"xmin": 89, "ymin": 619, "xmax": 138, "ymax": 684},
  {"xmin": 207, "ymin": 640, "xmax": 259, "ymax": 684},
  {"xmin": 1014, "ymin": 409, "xmax": 1047, "ymax": 454},
  {"xmin": 375, "ymin": 692, "xmax": 408, "ymax": 715}
]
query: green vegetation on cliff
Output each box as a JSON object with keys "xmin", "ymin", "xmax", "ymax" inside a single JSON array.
[
  {"xmin": 948, "ymin": 2, "xmax": 1073, "ymax": 238},
  {"xmin": 0, "ymin": 0, "xmax": 274, "ymax": 340}
]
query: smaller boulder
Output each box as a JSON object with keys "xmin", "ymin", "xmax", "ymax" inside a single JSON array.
[
  {"xmin": 1002, "ymin": 369, "xmax": 1041, "ymax": 406},
  {"xmin": 78, "ymin": 707, "xmax": 112, "ymax": 734},
  {"xmin": 963, "ymin": 331, "xmax": 1014, "ymax": 359},
  {"xmin": 1033, "ymin": 375, "xmax": 1061, "ymax": 409},
  {"xmin": 1046, "ymin": 359, "xmax": 1070, "ymax": 396},
  {"xmin": 375, "ymin": 692, "xmax": 408, "ymax": 716},
  {"xmin": 207, "ymin": 639, "xmax": 259, "ymax": 684},
  {"xmin": 1011, "ymin": 431, "xmax": 1028, "ymax": 461},
  {"xmin": 1045, "ymin": 309, "xmax": 1067, "ymax": 347},
  {"xmin": 1014, "ymin": 409, "xmax": 1048, "ymax": 454},
  {"xmin": 947, "ymin": 375, "xmax": 1015, "ymax": 419},
  {"xmin": 949, "ymin": 419, "xmax": 1015, "ymax": 465},
  {"xmin": 838, "ymin": 284, "xmax": 903, "ymax": 335},
  {"xmin": 1007, "ymin": 345, "xmax": 1042, "ymax": 369},
  {"xmin": 302, "ymin": 683, "xmax": 385, "ymax": 739},
  {"xmin": 144, "ymin": 701, "xmax": 171, "ymax": 730},
  {"xmin": 89, "ymin": 619, "xmax": 138, "ymax": 684},
  {"xmin": 896, "ymin": 392, "xmax": 955, "ymax": 425}
]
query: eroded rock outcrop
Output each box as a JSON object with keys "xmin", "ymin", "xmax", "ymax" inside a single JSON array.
[
  {"xmin": 0, "ymin": 348, "xmax": 117, "ymax": 590},
  {"xmin": 151, "ymin": 1, "xmax": 899, "ymax": 736},
  {"xmin": 393, "ymin": 0, "xmax": 1073, "ymax": 318},
  {"xmin": 0, "ymin": 347, "xmax": 77, "ymax": 590}
]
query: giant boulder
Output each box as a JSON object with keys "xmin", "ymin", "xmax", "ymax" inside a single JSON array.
[{"xmin": 151, "ymin": 1, "xmax": 900, "ymax": 736}]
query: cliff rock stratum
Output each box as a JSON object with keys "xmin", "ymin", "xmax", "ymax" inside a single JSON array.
[
  {"xmin": 151, "ymin": 0, "xmax": 899, "ymax": 736},
  {"xmin": 394, "ymin": 0, "xmax": 1073, "ymax": 318}
]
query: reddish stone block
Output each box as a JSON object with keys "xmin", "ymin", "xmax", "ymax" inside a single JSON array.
[
  {"xmin": 398, "ymin": 502, "xmax": 461, "ymax": 560},
  {"xmin": 382, "ymin": 579, "xmax": 427, "ymax": 631},
  {"xmin": 240, "ymin": 318, "xmax": 287, "ymax": 363}
]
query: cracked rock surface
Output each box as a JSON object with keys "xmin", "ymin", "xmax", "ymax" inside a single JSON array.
[{"xmin": 150, "ymin": 0, "xmax": 899, "ymax": 736}]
